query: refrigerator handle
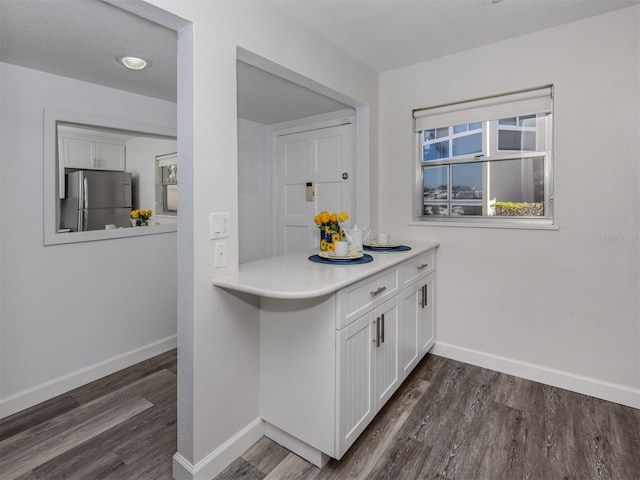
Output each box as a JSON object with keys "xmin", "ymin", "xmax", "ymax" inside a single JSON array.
[{"xmin": 83, "ymin": 176, "xmax": 89, "ymax": 209}]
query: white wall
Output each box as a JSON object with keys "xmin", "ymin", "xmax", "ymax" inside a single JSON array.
[
  {"xmin": 379, "ymin": 7, "xmax": 640, "ymax": 406},
  {"xmin": 0, "ymin": 63, "xmax": 178, "ymax": 416},
  {"xmin": 238, "ymin": 119, "xmax": 270, "ymax": 263},
  {"xmin": 142, "ymin": 1, "xmax": 378, "ymax": 477},
  {"xmin": 126, "ymin": 136, "xmax": 178, "ymax": 224}
]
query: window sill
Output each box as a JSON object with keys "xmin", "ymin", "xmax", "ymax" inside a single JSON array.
[
  {"xmin": 409, "ymin": 220, "xmax": 559, "ymax": 231},
  {"xmin": 45, "ymin": 223, "xmax": 177, "ymax": 246}
]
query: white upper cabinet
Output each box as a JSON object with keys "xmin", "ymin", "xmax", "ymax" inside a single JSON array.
[{"xmin": 58, "ymin": 125, "xmax": 126, "ymax": 171}]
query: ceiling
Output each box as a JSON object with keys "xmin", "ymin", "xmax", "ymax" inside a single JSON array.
[{"xmin": 1, "ymin": 0, "xmax": 638, "ymax": 122}]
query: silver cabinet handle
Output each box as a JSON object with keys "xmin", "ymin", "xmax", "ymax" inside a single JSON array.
[
  {"xmin": 425, "ymin": 284, "xmax": 428, "ymax": 306},
  {"xmin": 373, "ymin": 317, "xmax": 380, "ymax": 347},
  {"xmin": 421, "ymin": 284, "xmax": 426, "ymax": 308},
  {"xmin": 370, "ymin": 286, "xmax": 387, "ymax": 296},
  {"xmin": 417, "ymin": 263, "xmax": 429, "ymax": 270},
  {"xmin": 381, "ymin": 313, "xmax": 385, "ymax": 343}
]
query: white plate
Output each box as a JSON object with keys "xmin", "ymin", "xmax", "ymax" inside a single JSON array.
[
  {"xmin": 319, "ymin": 251, "xmax": 364, "ymax": 260},
  {"xmin": 365, "ymin": 241, "xmax": 399, "ymax": 248}
]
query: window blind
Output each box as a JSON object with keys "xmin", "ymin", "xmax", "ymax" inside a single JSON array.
[
  {"xmin": 157, "ymin": 153, "xmax": 177, "ymax": 167},
  {"xmin": 413, "ymin": 85, "xmax": 553, "ymax": 132}
]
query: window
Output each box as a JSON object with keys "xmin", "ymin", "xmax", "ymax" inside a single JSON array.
[
  {"xmin": 156, "ymin": 153, "xmax": 177, "ymax": 215},
  {"xmin": 414, "ymin": 86, "xmax": 553, "ymax": 225}
]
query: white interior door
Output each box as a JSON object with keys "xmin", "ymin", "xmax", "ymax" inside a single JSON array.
[{"xmin": 274, "ymin": 122, "xmax": 353, "ymax": 255}]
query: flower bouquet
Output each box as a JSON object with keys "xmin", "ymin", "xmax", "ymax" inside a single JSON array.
[
  {"xmin": 314, "ymin": 210, "xmax": 348, "ymax": 251},
  {"xmin": 130, "ymin": 209, "xmax": 152, "ymax": 227}
]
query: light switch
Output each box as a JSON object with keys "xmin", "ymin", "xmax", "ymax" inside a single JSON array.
[{"xmin": 210, "ymin": 212, "xmax": 230, "ymax": 239}]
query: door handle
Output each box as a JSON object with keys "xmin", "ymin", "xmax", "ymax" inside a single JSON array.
[
  {"xmin": 425, "ymin": 284, "xmax": 428, "ymax": 306},
  {"xmin": 373, "ymin": 317, "xmax": 380, "ymax": 347},
  {"xmin": 421, "ymin": 284, "xmax": 426, "ymax": 308},
  {"xmin": 381, "ymin": 313, "xmax": 385, "ymax": 343},
  {"xmin": 417, "ymin": 263, "xmax": 429, "ymax": 270}
]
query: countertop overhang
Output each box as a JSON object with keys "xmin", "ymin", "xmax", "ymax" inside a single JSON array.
[{"xmin": 212, "ymin": 240, "xmax": 439, "ymax": 299}]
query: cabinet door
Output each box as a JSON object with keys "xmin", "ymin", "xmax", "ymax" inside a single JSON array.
[
  {"xmin": 398, "ymin": 282, "xmax": 420, "ymax": 380},
  {"xmin": 418, "ymin": 273, "xmax": 436, "ymax": 357},
  {"xmin": 62, "ymin": 137, "xmax": 95, "ymax": 169},
  {"xmin": 336, "ymin": 310, "xmax": 374, "ymax": 458},
  {"xmin": 373, "ymin": 297, "xmax": 399, "ymax": 410},
  {"xmin": 95, "ymin": 142, "xmax": 125, "ymax": 170}
]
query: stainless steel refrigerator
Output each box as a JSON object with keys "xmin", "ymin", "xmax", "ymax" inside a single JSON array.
[{"xmin": 61, "ymin": 170, "xmax": 132, "ymax": 231}]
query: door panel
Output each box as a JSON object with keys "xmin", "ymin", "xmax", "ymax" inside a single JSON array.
[
  {"xmin": 374, "ymin": 297, "xmax": 399, "ymax": 409},
  {"xmin": 275, "ymin": 123, "xmax": 353, "ymax": 256}
]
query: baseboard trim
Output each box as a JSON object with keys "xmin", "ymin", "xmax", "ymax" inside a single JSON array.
[
  {"xmin": 0, "ymin": 335, "xmax": 177, "ymax": 419},
  {"xmin": 431, "ymin": 342, "xmax": 640, "ymax": 409},
  {"xmin": 172, "ymin": 417, "xmax": 264, "ymax": 480}
]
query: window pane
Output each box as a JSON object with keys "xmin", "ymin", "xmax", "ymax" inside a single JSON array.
[
  {"xmin": 469, "ymin": 122, "xmax": 482, "ymax": 131},
  {"xmin": 498, "ymin": 117, "xmax": 517, "ymax": 126},
  {"xmin": 453, "ymin": 124, "xmax": 467, "ymax": 134},
  {"xmin": 519, "ymin": 115, "xmax": 536, "ymax": 127},
  {"xmin": 452, "ymin": 163, "xmax": 483, "ymax": 200},
  {"xmin": 162, "ymin": 164, "xmax": 177, "ymax": 183},
  {"xmin": 423, "ymin": 203, "xmax": 449, "ymax": 216},
  {"xmin": 423, "ymin": 141, "xmax": 449, "ymax": 161},
  {"xmin": 436, "ymin": 127, "xmax": 449, "ymax": 138},
  {"xmin": 423, "ymin": 166, "xmax": 448, "ymax": 200},
  {"xmin": 489, "ymin": 157, "xmax": 544, "ymax": 216},
  {"xmin": 452, "ymin": 132, "xmax": 482, "ymax": 157},
  {"xmin": 164, "ymin": 184, "xmax": 178, "ymax": 212},
  {"xmin": 498, "ymin": 130, "xmax": 536, "ymax": 151},
  {"xmin": 451, "ymin": 205, "xmax": 483, "ymax": 216}
]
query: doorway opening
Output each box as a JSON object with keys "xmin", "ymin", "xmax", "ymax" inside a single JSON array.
[{"xmin": 236, "ymin": 48, "xmax": 370, "ymax": 264}]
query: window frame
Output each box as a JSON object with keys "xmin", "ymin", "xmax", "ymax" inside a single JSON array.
[
  {"xmin": 156, "ymin": 153, "xmax": 178, "ymax": 217},
  {"xmin": 413, "ymin": 86, "xmax": 555, "ymax": 228}
]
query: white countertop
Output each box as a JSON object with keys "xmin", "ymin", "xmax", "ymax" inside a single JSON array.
[{"xmin": 212, "ymin": 240, "xmax": 439, "ymax": 299}]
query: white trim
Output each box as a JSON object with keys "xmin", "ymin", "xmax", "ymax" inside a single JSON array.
[
  {"xmin": 409, "ymin": 220, "xmax": 559, "ymax": 231},
  {"xmin": 431, "ymin": 341, "xmax": 640, "ymax": 409},
  {"xmin": 0, "ymin": 335, "xmax": 177, "ymax": 419},
  {"xmin": 172, "ymin": 417, "xmax": 264, "ymax": 480}
]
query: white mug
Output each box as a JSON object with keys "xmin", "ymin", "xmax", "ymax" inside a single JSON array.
[
  {"xmin": 377, "ymin": 232, "xmax": 390, "ymax": 245},
  {"xmin": 334, "ymin": 241, "xmax": 349, "ymax": 256}
]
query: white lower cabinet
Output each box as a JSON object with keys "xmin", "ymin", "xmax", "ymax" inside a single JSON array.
[
  {"xmin": 336, "ymin": 296, "xmax": 399, "ymax": 457},
  {"xmin": 260, "ymin": 247, "xmax": 437, "ymax": 467},
  {"xmin": 399, "ymin": 271, "xmax": 436, "ymax": 378}
]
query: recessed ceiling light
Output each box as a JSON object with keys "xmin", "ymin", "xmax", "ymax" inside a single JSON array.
[{"xmin": 116, "ymin": 56, "xmax": 152, "ymax": 70}]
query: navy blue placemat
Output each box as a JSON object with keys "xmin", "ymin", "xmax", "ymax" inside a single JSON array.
[
  {"xmin": 308, "ymin": 253, "xmax": 374, "ymax": 265},
  {"xmin": 364, "ymin": 245, "xmax": 412, "ymax": 253}
]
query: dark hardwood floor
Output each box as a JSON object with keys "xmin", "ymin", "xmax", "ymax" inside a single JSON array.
[
  {"xmin": 1, "ymin": 349, "xmax": 638, "ymax": 480},
  {"xmin": 217, "ymin": 355, "xmax": 640, "ymax": 480},
  {"xmin": 0, "ymin": 349, "xmax": 177, "ymax": 480}
]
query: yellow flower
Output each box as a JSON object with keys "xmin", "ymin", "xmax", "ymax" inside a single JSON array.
[
  {"xmin": 325, "ymin": 226, "xmax": 331, "ymax": 233},
  {"xmin": 327, "ymin": 242, "xmax": 335, "ymax": 251},
  {"xmin": 313, "ymin": 215, "xmax": 322, "ymax": 226},
  {"xmin": 320, "ymin": 211, "xmax": 330, "ymax": 224},
  {"xmin": 146, "ymin": 209, "xmax": 152, "ymax": 217},
  {"xmin": 330, "ymin": 212, "xmax": 338, "ymax": 223},
  {"xmin": 320, "ymin": 239, "xmax": 327, "ymax": 250},
  {"xmin": 339, "ymin": 211, "xmax": 349, "ymax": 222},
  {"xmin": 332, "ymin": 233, "xmax": 341, "ymax": 243},
  {"xmin": 130, "ymin": 210, "xmax": 139, "ymax": 219}
]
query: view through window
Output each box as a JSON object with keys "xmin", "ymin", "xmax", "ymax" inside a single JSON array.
[{"xmin": 414, "ymin": 86, "xmax": 553, "ymax": 224}]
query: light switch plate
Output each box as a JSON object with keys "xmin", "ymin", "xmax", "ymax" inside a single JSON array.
[{"xmin": 210, "ymin": 212, "xmax": 230, "ymax": 239}]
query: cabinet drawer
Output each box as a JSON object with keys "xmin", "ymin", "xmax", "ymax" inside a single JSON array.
[
  {"xmin": 400, "ymin": 249, "xmax": 435, "ymax": 287},
  {"xmin": 336, "ymin": 268, "xmax": 399, "ymax": 329}
]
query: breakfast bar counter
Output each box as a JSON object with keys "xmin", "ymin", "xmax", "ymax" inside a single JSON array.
[
  {"xmin": 212, "ymin": 240, "xmax": 439, "ymax": 468},
  {"xmin": 212, "ymin": 240, "xmax": 439, "ymax": 299}
]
